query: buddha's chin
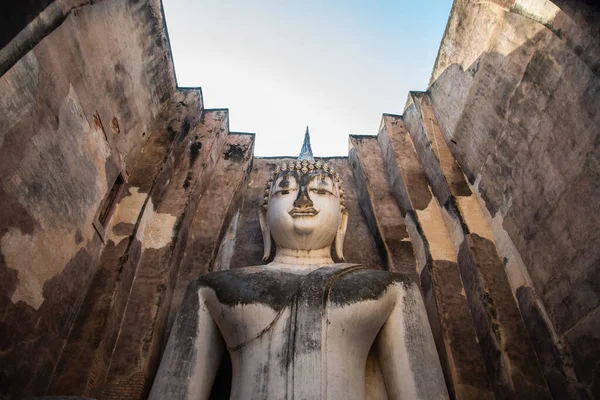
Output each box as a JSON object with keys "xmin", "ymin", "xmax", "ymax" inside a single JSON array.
[{"xmin": 292, "ymin": 216, "xmax": 318, "ymax": 236}]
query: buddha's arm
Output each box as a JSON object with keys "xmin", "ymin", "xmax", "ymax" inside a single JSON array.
[
  {"xmin": 149, "ymin": 281, "xmax": 224, "ymax": 400},
  {"xmin": 376, "ymin": 282, "xmax": 449, "ymax": 400}
]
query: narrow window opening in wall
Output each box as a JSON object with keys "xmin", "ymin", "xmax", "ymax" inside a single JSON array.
[{"xmin": 99, "ymin": 174, "xmax": 124, "ymax": 227}]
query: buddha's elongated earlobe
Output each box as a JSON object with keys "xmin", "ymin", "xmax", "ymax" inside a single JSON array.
[
  {"xmin": 259, "ymin": 207, "xmax": 271, "ymax": 261},
  {"xmin": 333, "ymin": 209, "xmax": 348, "ymax": 261}
]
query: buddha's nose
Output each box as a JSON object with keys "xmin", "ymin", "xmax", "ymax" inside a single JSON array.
[{"xmin": 293, "ymin": 186, "xmax": 313, "ymax": 208}]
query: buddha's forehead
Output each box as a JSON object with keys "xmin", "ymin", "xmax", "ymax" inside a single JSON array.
[
  {"xmin": 262, "ymin": 161, "xmax": 346, "ymax": 210},
  {"xmin": 275, "ymin": 170, "xmax": 335, "ymax": 186}
]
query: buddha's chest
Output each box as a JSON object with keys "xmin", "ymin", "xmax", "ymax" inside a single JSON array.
[{"xmin": 199, "ymin": 266, "xmax": 404, "ymax": 353}]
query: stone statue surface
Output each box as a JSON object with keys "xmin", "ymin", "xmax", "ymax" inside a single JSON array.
[{"xmin": 149, "ymin": 130, "xmax": 449, "ymax": 399}]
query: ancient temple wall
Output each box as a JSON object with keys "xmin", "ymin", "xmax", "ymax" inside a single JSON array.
[
  {"xmin": 1, "ymin": 0, "xmax": 598, "ymax": 399},
  {"xmin": 427, "ymin": 0, "xmax": 599, "ymax": 396},
  {"xmin": 0, "ymin": 0, "xmax": 177, "ymax": 397}
]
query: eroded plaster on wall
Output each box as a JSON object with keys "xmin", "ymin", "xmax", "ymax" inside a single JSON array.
[
  {"xmin": 108, "ymin": 187, "xmax": 147, "ymax": 243},
  {"xmin": 454, "ymin": 195, "xmax": 494, "ymax": 242},
  {"xmin": 143, "ymin": 212, "xmax": 178, "ymax": 250},
  {"xmin": 1, "ymin": 86, "xmax": 110, "ymax": 309},
  {"xmin": 414, "ymin": 194, "xmax": 456, "ymax": 262}
]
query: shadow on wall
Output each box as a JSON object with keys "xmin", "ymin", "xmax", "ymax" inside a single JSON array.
[
  {"xmin": 0, "ymin": 0, "xmax": 55, "ymax": 48},
  {"xmin": 0, "ymin": 0, "xmax": 176, "ymax": 398},
  {"xmin": 430, "ymin": 22, "xmax": 599, "ymax": 398}
]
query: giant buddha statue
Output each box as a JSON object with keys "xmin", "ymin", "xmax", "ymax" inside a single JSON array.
[{"xmin": 150, "ymin": 131, "xmax": 449, "ymax": 400}]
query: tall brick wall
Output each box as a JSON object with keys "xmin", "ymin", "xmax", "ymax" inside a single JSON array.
[
  {"xmin": 428, "ymin": 0, "xmax": 599, "ymax": 397},
  {"xmin": 0, "ymin": 0, "xmax": 176, "ymax": 397}
]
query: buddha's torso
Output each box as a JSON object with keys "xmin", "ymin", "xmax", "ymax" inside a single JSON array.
[{"xmin": 198, "ymin": 265, "xmax": 409, "ymax": 400}]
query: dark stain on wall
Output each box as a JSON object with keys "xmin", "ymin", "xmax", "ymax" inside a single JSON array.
[
  {"xmin": 223, "ymin": 143, "xmax": 247, "ymax": 162},
  {"xmin": 0, "ymin": 187, "xmax": 38, "ymax": 315},
  {"xmin": 132, "ymin": 0, "xmax": 175, "ymax": 105},
  {"xmin": 189, "ymin": 140, "xmax": 202, "ymax": 166},
  {"xmin": 0, "ymin": 187, "xmax": 37, "ymax": 238},
  {"xmin": 182, "ymin": 173, "xmax": 193, "ymax": 190},
  {"xmin": 178, "ymin": 118, "xmax": 192, "ymax": 142},
  {"xmin": 0, "ymin": 241, "xmax": 101, "ymax": 398},
  {"xmin": 0, "ymin": 253, "xmax": 19, "ymax": 310},
  {"xmin": 112, "ymin": 222, "xmax": 135, "ymax": 237},
  {"xmin": 105, "ymin": 62, "xmax": 134, "ymax": 124},
  {"xmin": 74, "ymin": 229, "xmax": 84, "ymax": 245}
]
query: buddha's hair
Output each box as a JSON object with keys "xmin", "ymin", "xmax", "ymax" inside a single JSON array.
[{"xmin": 262, "ymin": 159, "xmax": 345, "ymax": 211}]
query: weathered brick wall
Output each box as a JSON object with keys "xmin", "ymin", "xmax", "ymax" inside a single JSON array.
[
  {"xmin": 48, "ymin": 89, "xmax": 205, "ymax": 398},
  {"xmin": 0, "ymin": 0, "xmax": 176, "ymax": 397},
  {"xmin": 428, "ymin": 0, "xmax": 600, "ymax": 397},
  {"xmin": 2, "ymin": 0, "xmax": 598, "ymax": 399}
]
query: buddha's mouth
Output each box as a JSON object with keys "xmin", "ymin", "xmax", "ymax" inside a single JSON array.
[{"xmin": 288, "ymin": 207, "xmax": 319, "ymax": 217}]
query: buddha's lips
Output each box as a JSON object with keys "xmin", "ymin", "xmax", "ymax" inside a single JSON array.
[{"xmin": 289, "ymin": 207, "xmax": 319, "ymax": 217}]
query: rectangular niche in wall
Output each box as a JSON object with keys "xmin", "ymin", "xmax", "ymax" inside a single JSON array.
[{"xmin": 93, "ymin": 173, "xmax": 125, "ymax": 242}]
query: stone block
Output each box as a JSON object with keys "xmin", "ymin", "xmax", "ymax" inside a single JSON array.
[
  {"xmin": 377, "ymin": 114, "xmax": 432, "ymax": 214},
  {"xmin": 377, "ymin": 114, "xmax": 492, "ymax": 399},
  {"xmin": 458, "ymin": 234, "xmax": 550, "ymax": 398},
  {"xmin": 421, "ymin": 261, "xmax": 493, "ymax": 399},
  {"xmin": 349, "ymin": 135, "xmax": 416, "ymax": 276},
  {"xmin": 516, "ymin": 286, "xmax": 590, "ymax": 399},
  {"xmin": 95, "ymin": 111, "xmax": 237, "ymax": 400},
  {"xmin": 167, "ymin": 131, "xmax": 255, "ymax": 334}
]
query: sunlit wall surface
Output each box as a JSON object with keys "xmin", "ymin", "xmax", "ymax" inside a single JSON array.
[{"xmin": 162, "ymin": 0, "xmax": 452, "ymax": 156}]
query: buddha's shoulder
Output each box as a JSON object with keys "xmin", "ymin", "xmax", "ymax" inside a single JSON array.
[
  {"xmin": 187, "ymin": 265, "xmax": 414, "ymax": 307},
  {"xmin": 192, "ymin": 265, "xmax": 412, "ymax": 287},
  {"xmin": 192, "ymin": 267, "xmax": 303, "ymax": 308},
  {"xmin": 328, "ymin": 267, "xmax": 413, "ymax": 305},
  {"xmin": 335, "ymin": 267, "xmax": 411, "ymax": 284}
]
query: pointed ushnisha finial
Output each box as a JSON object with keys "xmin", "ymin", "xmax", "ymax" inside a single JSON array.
[
  {"xmin": 264, "ymin": 125, "xmax": 345, "ymax": 211},
  {"xmin": 298, "ymin": 126, "xmax": 315, "ymax": 162}
]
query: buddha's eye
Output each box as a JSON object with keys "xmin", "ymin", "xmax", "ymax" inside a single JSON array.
[
  {"xmin": 273, "ymin": 176, "xmax": 297, "ymax": 195},
  {"xmin": 310, "ymin": 188, "xmax": 329, "ymax": 195},
  {"xmin": 308, "ymin": 176, "xmax": 334, "ymax": 195},
  {"xmin": 309, "ymin": 186, "xmax": 333, "ymax": 195},
  {"xmin": 273, "ymin": 187, "xmax": 295, "ymax": 195}
]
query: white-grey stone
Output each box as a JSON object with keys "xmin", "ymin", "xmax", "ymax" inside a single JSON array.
[{"xmin": 150, "ymin": 151, "xmax": 449, "ymax": 399}]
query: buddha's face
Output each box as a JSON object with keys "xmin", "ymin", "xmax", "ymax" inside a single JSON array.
[{"xmin": 266, "ymin": 170, "xmax": 342, "ymax": 251}]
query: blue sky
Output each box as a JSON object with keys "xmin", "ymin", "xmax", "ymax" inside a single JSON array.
[{"xmin": 162, "ymin": 0, "xmax": 453, "ymax": 156}]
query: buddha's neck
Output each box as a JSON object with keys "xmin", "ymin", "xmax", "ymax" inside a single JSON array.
[{"xmin": 272, "ymin": 246, "xmax": 334, "ymax": 266}]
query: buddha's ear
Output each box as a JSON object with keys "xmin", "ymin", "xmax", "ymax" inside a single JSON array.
[
  {"xmin": 259, "ymin": 207, "xmax": 271, "ymax": 261},
  {"xmin": 333, "ymin": 208, "xmax": 349, "ymax": 261}
]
